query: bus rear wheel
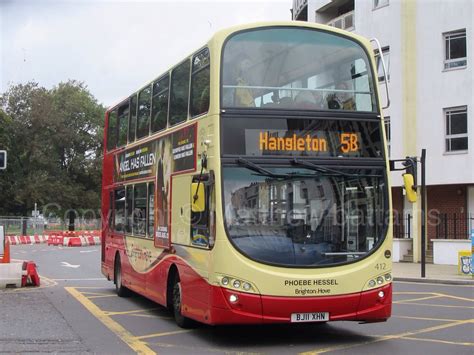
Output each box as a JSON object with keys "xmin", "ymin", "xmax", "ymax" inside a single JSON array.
[
  {"xmin": 114, "ymin": 255, "xmax": 131, "ymax": 297},
  {"xmin": 172, "ymin": 274, "xmax": 195, "ymax": 328}
]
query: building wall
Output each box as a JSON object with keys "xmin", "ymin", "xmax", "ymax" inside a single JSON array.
[
  {"xmin": 416, "ymin": 0, "xmax": 473, "ymax": 186},
  {"xmin": 427, "ymin": 185, "xmax": 468, "ymax": 240},
  {"xmin": 306, "ymin": 0, "xmax": 473, "ymax": 187},
  {"xmin": 297, "ymin": 0, "xmax": 473, "ymax": 242}
]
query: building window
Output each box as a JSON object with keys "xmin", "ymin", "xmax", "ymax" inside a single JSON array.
[
  {"xmin": 375, "ymin": 47, "xmax": 390, "ymax": 82},
  {"xmin": 384, "ymin": 116, "xmax": 391, "ymax": 156},
  {"xmin": 373, "ymin": 0, "xmax": 389, "ymax": 10},
  {"xmin": 444, "ymin": 29, "xmax": 467, "ymax": 70},
  {"xmin": 445, "ymin": 106, "xmax": 468, "ymax": 152}
]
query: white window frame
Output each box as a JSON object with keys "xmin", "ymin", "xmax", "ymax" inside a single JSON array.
[
  {"xmin": 445, "ymin": 106, "xmax": 468, "ymax": 153},
  {"xmin": 383, "ymin": 116, "xmax": 391, "ymax": 157},
  {"xmin": 443, "ymin": 29, "xmax": 467, "ymax": 70},
  {"xmin": 375, "ymin": 47, "xmax": 390, "ymax": 82},
  {"xmin": 373, "ymin": 0, "xmax": 389, "ymax": 10}
]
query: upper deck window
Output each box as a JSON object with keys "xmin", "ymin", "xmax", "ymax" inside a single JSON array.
[
  {"xmin": 191, "ymin": 48, "xmax": 210, "ymax": 117},
  {"xmin": 222, "ymin": 27, "xmax": 376, "ymax": 112},
  {"xmin": 169, "ymin": 59, "xmax": 190, "ymax": 126},
  {"xmin": 107, "ymin": 110, "xmax": 117, "ymax": 151},
  {"xmin": 137, "ymin": 85, "xmax": 152, "ymax": 139}
]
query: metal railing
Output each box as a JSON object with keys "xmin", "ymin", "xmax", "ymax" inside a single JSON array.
[
  {"xmin": 0, "ymin": 217, "xmax": 45, "ymax": 236},
  {"xmin": 393, "ymin": 213, "xmax": 411, "ymax": 239},
  {"xmin": 0, "ymin": 216, "xmax": 101, "ymax": 235},
  {"xmin": 434, "ymin": 213, "xmax": 473, "ymax": 240}
]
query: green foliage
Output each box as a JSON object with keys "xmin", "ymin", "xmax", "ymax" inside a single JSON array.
[{"xmin": 0, "ymin": 80, "xmax": 106, "ymax": 216}]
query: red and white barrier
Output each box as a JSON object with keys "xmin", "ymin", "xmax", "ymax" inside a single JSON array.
[
  {"xmin": 0, "ymin": 261, "xmax": 40, "ymax": 288},
  {"xmin": 6, "ymin": 235, "xmax": 49, "ymax": 245},
  {"xmin": 6, "ymin": 230, "xmax": 101, "ymax": 246},
  {"xmin": 62, "ymin": 236, "xmax": 101, "ymax": 247}
]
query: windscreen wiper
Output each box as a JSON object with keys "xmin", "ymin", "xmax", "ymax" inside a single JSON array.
[
  {"xmin": 236, "ymin": 158, "xmax": 287, "ymax": 179},
  {"xmin": 291, "ymin": 159, "xmax": 383, "ymax": 178}
]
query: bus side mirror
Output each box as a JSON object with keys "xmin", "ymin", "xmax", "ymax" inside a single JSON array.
[
  {"xmin": 403, "ymin": 173, "xmax": 417, "ymax": 203},
  {"xmin": 191, "ymin": 183, "xmax": 205, "ymax": 212}
]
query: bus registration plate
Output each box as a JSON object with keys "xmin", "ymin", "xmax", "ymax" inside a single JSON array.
[{"xmin": 291, "ymin": 312, "xmax": 329, "ymax": 323}]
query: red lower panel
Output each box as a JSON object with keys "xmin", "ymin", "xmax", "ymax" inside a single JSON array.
[
  {"xmin": 102, "ymin": 248, "xmax": 391, "ymax": 326},
  {"xmin": 206, "ymin": 284, "xmax": 392, "ymax": 325}
]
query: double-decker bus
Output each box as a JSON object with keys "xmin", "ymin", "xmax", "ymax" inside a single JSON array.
[{"xmin": 101, "ymin": 22, "xmax": 392, "ymax": 327}]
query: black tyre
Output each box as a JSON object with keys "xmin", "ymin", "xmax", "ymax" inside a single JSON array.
[
  {"xmin": 114, "ymin": 255, "xmax": 131, "ymax": 297},
  {"xmin": 172, "ymin": 274, "xmax": 195, "ymax": 328}
]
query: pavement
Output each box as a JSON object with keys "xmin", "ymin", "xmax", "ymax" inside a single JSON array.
[{"xmin": 393, "ymin": 261, "xmax": 474, "ymax": 285}]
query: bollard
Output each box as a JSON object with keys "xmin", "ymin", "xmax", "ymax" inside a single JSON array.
[
  {"xmin": 21, "ymin": 218, "xmax": 27, "ymax": 236},
  {"xmin": 1, "ymin": 239, "xmax": 10, "ymax": 263}
]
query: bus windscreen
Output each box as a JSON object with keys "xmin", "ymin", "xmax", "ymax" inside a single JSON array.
[
  {"xmin": 222, "ymin": 27, "xmax": 376, "ymax": 112},
  {"xmin": 223, "ymin": 166, "xmax": 387, "ymax": 267}
]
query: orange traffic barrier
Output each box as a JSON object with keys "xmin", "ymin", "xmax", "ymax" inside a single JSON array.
[
  {"xmin": 1, "ymin": 239, "xmax": 10, "ymax": 263},
  {"xmin": 68, "ymin": 237, "xmax": 82, "ymax": 247},
  {"xmin": 21, "ymin": 261, "xmax": 40, "ymax": 287}
]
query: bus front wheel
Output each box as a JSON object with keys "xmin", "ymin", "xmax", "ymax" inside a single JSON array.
[
  {"xmin": 114, "ymin": 255, "xmax": 131, "ymax": 297},
  {"xmin": 172, "ymin": 274, "xmax": 194, "ymax": 328}
]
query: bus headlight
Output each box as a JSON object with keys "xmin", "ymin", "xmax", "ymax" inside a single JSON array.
[
  {"xmin": 384, "ymin": 273, "xmax": 392, "ymax": 281},
  {"xmin": 368, "ymin": 280, "xmax": 376, "ymax": 288},
  {"xmin": 218, "ymin": 275, "xmax": 256, "ymax": 293},
  {"xmin": 232, "ymin": 280, "xmax": 241, "ymax": 288},
  {"xmin": 377, "ymin": 276, "xmax": 384, "ymax": 285}
]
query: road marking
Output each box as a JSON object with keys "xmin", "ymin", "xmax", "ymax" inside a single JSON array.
[
  {"xmin": 394, "ymin": 295, "xmax": 443, "ymax": 303},
  {"xmin": 438, "ymin": 293, "xmax": 474, "ymax": 302},
  {"xmin": 126, "ymin": 313, "xmax": 172, "ymax": 320},
  {"xmin": 393, "ymin": 315, "xmax": 459, "ymax": 322},
  {"xmin": 396, "ymin": 291, "xmax": 474, "ymax": 303},
  {"xmin": 65, "ymin": 287, "xmax": 156, "ymax": 355},
  {"xmin": 145, "ymin": 340, "xmax": 261, "ymax": 355},
  {"xmin": 396, "ymin": 302, "xmax": 474, "ymax": 309},
  {"xmin": 88, "ymin": 294, "xmax": 117, "ymax": 299},
  {"xmin": 104, "ymin": 308, "xmax": 162, "ymax": 316},
  {"xmin": 400, "ymin": 336, "xmax": 474, "ymax": 347},
  {"xmin": 70, "ymin": 286, "xmax": 110, "ymax": 289},
  {"xmin": 80, "ymin": 250, "xmax": 98, "ymax": 253},
  {"xmin": 61, "ymin": 261, "xmax": 80, "ymax": 268},
  {"xmin": 134, "ymin": 330, "xmax": 192, "ymax": 340},
  {"xmin": 395, "ymin": 281, "xmax": 474, "ymax": 288},
  {"xmin": 299, "ymin": 319, "xmax": 474, "ymax": 354},
  {"xmin": 81, "ymin": 291, "xmax": 112, "ymax": 297}
]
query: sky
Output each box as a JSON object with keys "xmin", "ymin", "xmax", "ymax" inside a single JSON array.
[{"xmin": 1, "ymin": 0, "xmax": 291, "ymax": 107}]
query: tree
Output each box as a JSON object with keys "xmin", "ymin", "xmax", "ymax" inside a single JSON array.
[{"xmin": 0, "ymin": 81, "xmax": 106, "ymax": 218}]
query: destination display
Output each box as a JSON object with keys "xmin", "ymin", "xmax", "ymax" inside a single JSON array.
[{"xmin": 221, "ymin": 117, "xmax": 383, "ymax": 158}]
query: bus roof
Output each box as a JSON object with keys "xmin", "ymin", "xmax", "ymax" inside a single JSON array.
[{"xmin": 106, "ymin": 21, "xmax": 372, "ymax": 112}]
